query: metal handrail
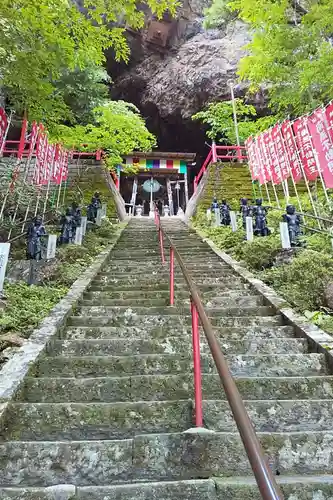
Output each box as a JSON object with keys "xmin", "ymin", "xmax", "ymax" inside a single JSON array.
[{"xmin": 154, "ymin": 210, "xmax": 284, "ymax": 500}]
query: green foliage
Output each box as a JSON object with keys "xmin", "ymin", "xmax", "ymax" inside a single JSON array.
[
  {"xmin": 0, "ymin": 283, "xmax": 67, "ymax": 337},
  {"xmin": 306, "ymin": 233, "xmax": 332, "ymax": 254},
  {"xmin": 234, "ymin": 235, "xmax": 281, "ymax": 270},
  {"xmin": 51, "ymin": 101, "xmax": 156, "ymax": 167},
  {"xmin": 204, "ymin": 0, "xmax": 235, "ymax": 27},
  {"xmin": 262, "ymin": 250, "xmax": 333, "ymax": 311},
  {"xmin": 207, "ymin": 226, "xmax": 245, "ymax": 251},
  {"xmin": 211, "ymin": 0, "xmax": 333, "ymax": 116},
  {"xmin": 0, "ymin": 0, "xmax": 178, "ymax": 124},
  {"xmin": 192, "ymin": 99, "xmax": 277, "ymax": 143}
]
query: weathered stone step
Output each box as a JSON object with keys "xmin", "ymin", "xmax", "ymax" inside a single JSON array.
[
  {"xmin": 2, "ymin": 432, "xmax": 333, "ymax": 486},
  {"xmin": 76, "ymin": 305, "xmax": 275, "ymax": 318},
  {"xmin": 64, "ymin": 325, "xmax": 296, "ymax": 341},
  {"xmin": 0, "ymin": 480, "xmax": 216, "ymax": 500},
  {"xmin": 7, "ymin": 398, "xmax": 332, "ymax": 443},
  {"xmin": 88, "ymin": 282, "xmax": 252, "ymax": 292},
  {"xmin": 83, "ymin": 289, "xmax": 260, "ymax": 301},
  {"xmin": 36, "ymin": 353, "xmax": 326, "ymax": 378},
  {"xmin": 80, "ymin": 296, "xmax": 263, "ymax": 308},
  {"xmin": 20, "ymin": 374, "xmax": 333, "ymax": 403},
  {"xmin": 69, "ymin": 314, "xmax": 282, "ymax": 328},
  {"xmin": 51, "ymin": 337, "xmax": 306, "ymax": 357},
  {"xmin": 214, "ymin": 476, "xmax": 333, "ymax": 499},
  {"xmin": 2, "ymin": 401, "xmax": 192, "ymax": 441}
]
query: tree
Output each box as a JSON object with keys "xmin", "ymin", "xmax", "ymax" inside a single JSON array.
[
  {"xmin": 0, "ymin": 0, "xmax": 178, "ymax": 124},
  {"xmin": 192, "ymin": 99, "xmax": 277, "ymax": 144},
  {"xmin": 204, "ymin": 0, "xmax": 333, "ymax": 116},
  {"xmin": 51, "ymin": 101, "xmax": 157, "ymax": 167}
]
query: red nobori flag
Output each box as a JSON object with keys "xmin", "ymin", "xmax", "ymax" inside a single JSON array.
[
  {"xmin": 245, "ymin": 136, "xmax": 260, "ymax": 181},
  {"xmin": 292, "ymin": 117, "xmax": 319, "ymax": 181},
  {"xmin": 308, "ymin": 109, "xmax": 333, "ymax": 189},
  {"xmin": 33, "ymin": 129, "xmax": 48, "ymax": 185},
  {"xmin": 61, "ymin": 149, "xmax": 69, "ymax": 182},
  {"xmin": 281, "ymin": 120, "xmax": 302, "ymax": 182},
  {"xmin": 52, "ymin": 144, "xmax": 62, "ymax": 184},
  {"xmin": 257, "ymin": 133, "xmax": 272, "ymax": 183},
  {"xmin": 265, "ymin": 126, "xmax": 282, "ymax": 185},
  {"xmin": 27, "ymin": 121, "xmax": 39, "ymax": 158},
  {"xmin": 252, "ymin": 138, "xmax": 266, "ymax": 184},
  {"xmin": 325, "ymin": 102, "xmax": 333, "ymax": 142},
  {"xmin": 40, "ymin": 142, "xmax": 55, "ymax": 185},
  {"xmin": 271, "ymin": 125, "xmax": 290, "ymax": 181},
  {"xmin": 0, "ymin": 108, "xmax": 8, "ymax": 149}
]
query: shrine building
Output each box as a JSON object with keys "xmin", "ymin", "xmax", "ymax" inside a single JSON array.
[{"xmin": 117, "ymin": 152, "xmax": 196, "ymax": 216}]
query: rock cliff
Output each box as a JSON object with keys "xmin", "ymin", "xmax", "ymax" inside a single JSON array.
[{"xmin": 109, "ymin": 1, "xmax": 251, "ymax": 155}]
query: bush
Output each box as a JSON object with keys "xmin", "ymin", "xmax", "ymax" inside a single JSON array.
[
  {"xmin": 234, "ymin": 235, "xmax": 281, "ymax": 270},
  {"xmin": 306, "ymin": 233, "xmax": 332, "ymax": 254},
  {"xmin": 207, "ymin": 226, "xmax": 244, "ymax": 251},
  {"xmin": 0, "ymin": 283, "xmax": 67, "ymax": 337},
  {"xmin": 261, "ymin": 250, "xmax": 333, "ymax": 311}
]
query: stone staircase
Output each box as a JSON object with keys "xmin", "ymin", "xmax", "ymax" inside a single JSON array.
[{"xmin": 1, "ymin": 218, "xmax": 333, "ymax": 499}]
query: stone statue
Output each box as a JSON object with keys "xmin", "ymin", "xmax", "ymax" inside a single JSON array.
[
  {"xmin": 253, "ymin": 198, "xmax": 270, "ymax": 237},
  {"xmin": 59, "ymin": 208, "xmax": 75, "ymax": 244},
  {"xmin": 240, "ymin": 198, "xmax": 251, "ymax": 228},
  {"xmin": 69, "ymin": 202, "xmax": 82, "ymax": 229},
  {"xmin": 26, "ymin": 216, "xmax": 47, "ymax": 260},
  {"xmin": 283, "ymin": 204, "xmax": 302, "ymax": 246},
  {"xmin": 87, "ymin": 192, "xmax": 102, "ymax": 223},
  {"xmin": 220, "ymin": 199, "xmax": 231, "ymax": 226},
  {"xmin": 211, "ymin": 197, "xmax": 219, "ymax": 210},
  {"xmin": 164, "ymin": 205, "xmax": 170, "ymax": 217}
]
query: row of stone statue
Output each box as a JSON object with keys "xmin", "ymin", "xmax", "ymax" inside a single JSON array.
[
  {"xmin": 211, "ymin": 197, "xmax": 302, "ymax": 246},
  {"xmin": 26, "ymin": 192, "xmax": 103, "ymax": 261}
]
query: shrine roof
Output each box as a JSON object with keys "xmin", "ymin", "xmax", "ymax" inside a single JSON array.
[{"xmin": 125, "ymin": 151, "xmax": 196, "ymax": 163}]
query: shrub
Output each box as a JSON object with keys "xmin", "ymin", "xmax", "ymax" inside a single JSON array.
[
  {"xmin": 261, "ymin": 250, "xmax": 333, "ymax": 311},
  {"xmin": 234, "ymin": 236, "xmax": 281, "ymax": 270},
  {"xmin": 207, "ymin": 226, "xmax": 244, "ymax": 251},
  {"xmin": 306, "ymin": 233, "xmax": 332, "ymax": 254}
]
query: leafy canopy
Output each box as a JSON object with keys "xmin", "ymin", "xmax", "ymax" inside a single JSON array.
[
  {"xmin": 204, "ymin": 0, "xmax": 333, "ymax": 116},
  {"xmin": 0, "ymin": 0, "xmax": 178, "ymax": 123},
  {"xmin": 51, "ymin": 101, "xmax": 157, "ymax": 167},
  {"xmin": 192, "ymin": 99, "xmax": 277, "ymax": 143}
]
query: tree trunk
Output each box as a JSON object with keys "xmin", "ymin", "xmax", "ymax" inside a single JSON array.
[{"xmin": 184, "ymin": 171, "xmax": 208, "ymax": 222}]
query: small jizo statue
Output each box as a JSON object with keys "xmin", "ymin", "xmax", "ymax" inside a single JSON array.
[
  {"xmin": 253, "ymin": 198, "xmax": 270, "ymax": 237},
  {"xmin": 87, "ymin": 192, "xmax": 102, "ymax": 222},
  {"xmin": 26, "ymin": 216, "xmax": 47, "ymax": 260},
  {"xmin": 240, "ymin": 198, "xmax": 251, "ymax": 228},
  {"xmin": 283, "ymin": 204, "xmax": 302, "ymax": 246},
  {"xmin": 211, "ymin": 197, "xmax": 219, "ymax": 210},
  {"xmin": 220, "ymin": 199, "xmax": 231, "ymax": 226},
  {"xmin": 69, "ymin": 202, "xmax": 82, "ymax": 230},
  {"xmin": 59, "ymin": 208, "xmax": 75, "ymax": 244}
]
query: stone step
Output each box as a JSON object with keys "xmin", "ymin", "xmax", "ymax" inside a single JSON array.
[
  {"xmin": 0, "ymin": 480, "xmax": 216, "ymax": 500},
  {"xmin": 83, "ymin": 289, "xmax": 261, "ymax": 301},
  {"xmin": 76, "ymin": 305, "xmax": 275, "ymax": 318},
  {"xmin": 88, "ymin": 282, "xmax": 253, "ymax": 292},
  {"xmin": 68, "ymin": 314, "xmax": 282, "ymax": 328},
  {"xmin": 5, "ymin": 398, "xmax": 333, "ymax": 443},
  {"xmin": 80, "ymin": 296, "xmax": 263, "ymax": 308},
  {"xmin": 36, "ymin": 353, "xmax": 326, "ymax": 378},
  {"xmin": 214, "ymin": 476, "xmax": 333, "ymax": 500},
  {"xmin": 2, "ymin": 432, "xmax": 333, "ymax": 486},
  {"xmin": 51, "ymin": 336, "xmax": 305, "ymax": 357},
  {"xmin": 20, "ymin": 374, "xmax": 333, "ymax": 403},
  {"xmin": 64, "ymin": 325, "xmax": 296, "ymax": 341}
]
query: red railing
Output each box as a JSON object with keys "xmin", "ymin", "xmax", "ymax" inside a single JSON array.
[
  {"xmin": 194, "ymin": 143, "xmax": 248, "ymax": 192},
  {"xmin": 154, "ymin": 209, "xmax": 283, "ymax": 500}
]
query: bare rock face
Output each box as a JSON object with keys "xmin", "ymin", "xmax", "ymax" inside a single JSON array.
[{"xmin": 109, "ymin": 1, "xmax": 251, "ymax": 153}]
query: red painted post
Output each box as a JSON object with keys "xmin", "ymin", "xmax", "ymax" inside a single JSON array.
[
  {"xmin": 191, "ymin": 299, "xmax": 203, "ymax": 427},
  {"xmin": 170, "ymin": 247, "xmax": 174, "ymax": 306},
  {"xmin": 159, "ymin": 227, "xmax": 166, "ymax": 265},
  {"xmin": 212, "ymin": 141, "xmax": 217, "ymax": 163}
]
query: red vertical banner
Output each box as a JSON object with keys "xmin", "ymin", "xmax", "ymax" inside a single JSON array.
[
  {"xmin": 271, "ymin": 126, "xmax": 290, "ymax": 181},
  {"xmin": 28, "ymin": 121, "xmax": 39, "ymax": 158},
  {"xmin": 41, "ymin": 143, "xmax": 55, "ymax": 185},
  {"xmin": 0, "ymin": 108, "xmax": 8, "ymax": 150},
  {"xmin": 266, "ymin": 126, "xmax": 282, "ymax": 185},
  {"xmin": 245, "ymin": 137, "xmax": 260, "ymax": 181},
  {"xmin": 17, "ymin": 118, "xmax": 28, "ymax": 160},
  {"xmin": 257, "ymin": 133, "xmax": 272, "ymax": 184},
  {"xmin": 252, "ymin": 138, "xmax": 265, "ymax": 184},
  {"xmin": 52, "ymin": 145, "xmax": 62, "ymax": 184},
  {"xmin": 307, "ymin": 109, "xmax": 333, "ymax": 189},
  {"xmin": 281, "ymin": 120, "xmax": 302, "ymax": 182},
  {"xmin": 34, "ymin": 129, "xmax": 48, "ymax": 185},
  {"xmin": 61, "ymin": 150, "xmax": 69, "ymax": 182},
  {"xmin": 325, "ymin": 102, "xmax": 333, "ymax": 142},
  {"xmin": 292, "ymin": 118, "xmax": 319, "ymax": 181}
]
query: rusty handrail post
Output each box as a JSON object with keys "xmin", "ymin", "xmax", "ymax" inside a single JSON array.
[
  {"xmin": 170, "ymin": 246, "xmax": 174, "ymax": 306},
  {"xmin": 191, "ymin": 297, "xmax": 203, "ymax": 427},
  {"xmin": 157, "ymin": 223, "xmax": 284, "ymax": 500}
]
